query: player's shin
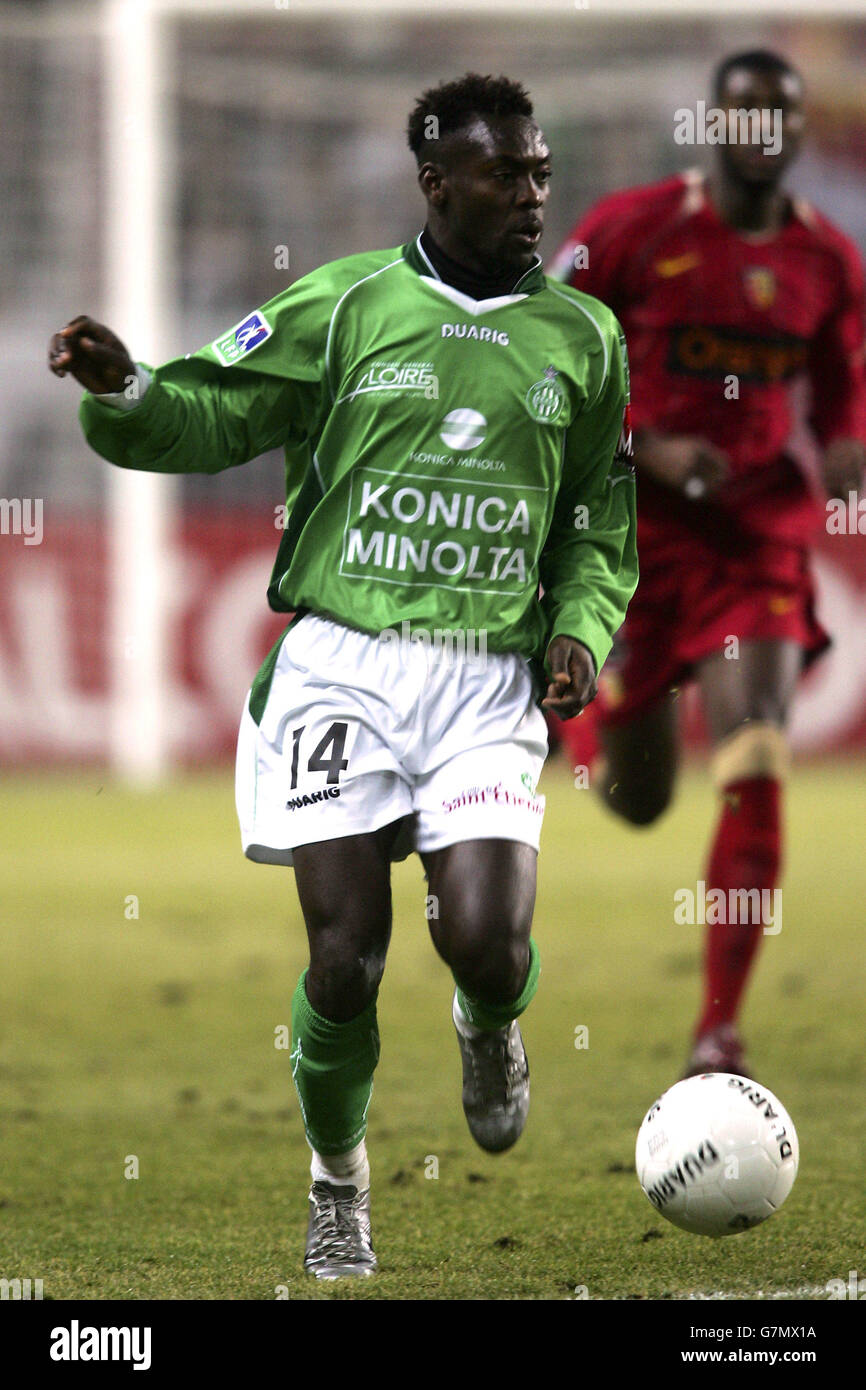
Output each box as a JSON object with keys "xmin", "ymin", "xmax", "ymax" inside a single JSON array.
[
  {"xmin": 290, "ymin": 969, "xmax": 379, "ymax": 1178},
  {"xmin": 694, "ymin": 724, "xmax": 786, "ymax": 1045}
]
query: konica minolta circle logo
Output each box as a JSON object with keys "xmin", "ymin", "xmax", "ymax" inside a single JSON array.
[{"xmin": 440, "ymin": 408, "xmax": 487, "ymax": 450}]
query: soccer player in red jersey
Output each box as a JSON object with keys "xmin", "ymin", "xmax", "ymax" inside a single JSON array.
[{"xmin": 549, "ymin": 49, "xmax": 866, "ymax": 1076}]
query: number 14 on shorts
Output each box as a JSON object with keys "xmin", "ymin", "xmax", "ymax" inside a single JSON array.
[{"xmin": 289, "ymin": 721, "xmax": 351, "ymax": 791}]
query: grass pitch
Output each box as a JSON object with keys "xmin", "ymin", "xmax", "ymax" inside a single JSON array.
[{"xmin": 2, "ymin": 758, "xmax": 863, "ymax": 1301}]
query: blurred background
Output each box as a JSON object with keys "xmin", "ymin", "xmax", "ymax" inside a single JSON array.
[{"xmin": 2, "ymin": 0, "xmax": 865, "ymax": 775}]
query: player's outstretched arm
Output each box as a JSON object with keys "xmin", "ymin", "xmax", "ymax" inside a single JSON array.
[
  {"xmin": 50, "ymin": 305, "xmax": 317, "ymax": 477},
  {"xmin": 48, "ymin": 315, "xmax": 136, "ymax": 395}
]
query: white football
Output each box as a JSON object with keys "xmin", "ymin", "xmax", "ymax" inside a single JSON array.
[{"xmin": 635, "ymin": 1073, "xmax": 799, "ymax": 1237}]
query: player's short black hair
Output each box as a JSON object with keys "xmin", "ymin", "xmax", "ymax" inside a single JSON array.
[
  {"xmin": 713, "ymin": 49, "xmax": 804, "ymax": 102},
  {"xmin": 406, "ymin": 72, "xmax": 534, "ymax": 165}
]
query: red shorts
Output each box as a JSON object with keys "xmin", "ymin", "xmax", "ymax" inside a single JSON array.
[{"xmin": 597, "ymin": 524, "xmax": 829, "ymax": 728}]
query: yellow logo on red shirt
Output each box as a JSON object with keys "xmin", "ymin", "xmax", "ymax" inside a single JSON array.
[
  {"xmin": 669, "ymin": 325, "xmax": 807, "ymax": 382},
  {"xmin": 768, "ymin": 595, "xmax": 795, "ymax": 616},
  {"xmin": 655, "ymin": 252, "xmax": 702, "ymax": 279},
  {"xmin": 743, "ymin": 267, "xmax": 777, "ymax": 310}
]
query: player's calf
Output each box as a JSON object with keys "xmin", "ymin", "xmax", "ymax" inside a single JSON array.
[{"xmin": 690, "ymin": 721, "xmax": 787, "ymax": 1063}]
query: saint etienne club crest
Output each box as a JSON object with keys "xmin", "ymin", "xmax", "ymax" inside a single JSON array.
[
  {"xmin": 743, "ymin": 267, "xmax": 776, "ymax": 310},
  {"xmin": 525, "ymin": 366, "xmax": 567, "ymax": 423}
]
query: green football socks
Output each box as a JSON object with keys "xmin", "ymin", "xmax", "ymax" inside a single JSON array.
[
  {"xmin": 290, "ymin": 940, "xmax": 539, "ymax": 1154},
  {"xmin": 290, "ymin": 971, "xmax": 380, "ymax": 1157}
]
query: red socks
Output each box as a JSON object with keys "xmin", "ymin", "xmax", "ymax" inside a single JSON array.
[{"xmin": 695, "ymin": 777, "xmax": 782, "ymax": 1038}]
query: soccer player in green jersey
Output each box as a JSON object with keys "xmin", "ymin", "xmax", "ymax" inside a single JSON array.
[{"xmin": 50, "ymin": 74, "xmax": 637, "ymax": 1279}]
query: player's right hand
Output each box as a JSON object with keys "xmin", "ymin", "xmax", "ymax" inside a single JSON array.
[
  {"xmin": 48, "ymin": 316, "xmax": 136, "ymax": 395},
  {"xmin": 635, "ymin": 430, "xmax": 729, "ymax": 500}
]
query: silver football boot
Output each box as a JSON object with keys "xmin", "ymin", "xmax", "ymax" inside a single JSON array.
[
  {"xmin": 304, "ymin": 1180, "xmax": 377, "ymax": 1280},
  {"xmin": 452, "ymin": 991, "xmax": 530, "ymax": 1153}
]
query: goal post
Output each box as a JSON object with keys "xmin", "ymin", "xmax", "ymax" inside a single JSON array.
[{"xmin": 103, "ymin": 0, "xmax": 176, "ymax": 783}]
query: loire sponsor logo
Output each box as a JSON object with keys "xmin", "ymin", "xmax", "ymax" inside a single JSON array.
[{"xmin": 340, "ymin": 360, "xmax": 438, "ymax": 401}]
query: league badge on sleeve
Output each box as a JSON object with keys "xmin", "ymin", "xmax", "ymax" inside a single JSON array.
[
  {"xmin": 615, "ymin": 401, "xmax": 634, "ymax": 467},
  {"xmin": 211, "ymin": 310, "xmax": 273, "ymax": 366},
  {"xmin": 614, "ymin": 331, "xmax": 634, "ymax": 470}
]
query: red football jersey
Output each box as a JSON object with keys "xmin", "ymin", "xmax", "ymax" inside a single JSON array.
[{"xmin": 549, "ymin": 170, "xmax": 866, "ymax": 542}]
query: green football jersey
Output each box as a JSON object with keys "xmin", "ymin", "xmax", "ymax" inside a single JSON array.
[{"xmin": 80, "ymin": 234, "xmax": 637, "ymax": 674}]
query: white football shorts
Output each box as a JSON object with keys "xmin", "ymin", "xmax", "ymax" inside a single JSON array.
[{"xmin": 235, "ymin": 613, "xmax": 548, "ymax": 865}]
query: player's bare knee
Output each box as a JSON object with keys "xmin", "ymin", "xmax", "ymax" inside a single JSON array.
[
  {"xmin": 711, "ymin": 721, "xmax": 789, "ymax": 787},
  {"xmin": 305, "ymin": 913, "xmax": 388, "ymax": 1014},
  {"xmin": 306, "ymin": 946, "xmax": 385, "ymax": 1019}
]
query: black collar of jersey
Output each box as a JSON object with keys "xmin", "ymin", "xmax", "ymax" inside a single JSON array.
[{"xmin": 404, "ymin": 230, "xmax": 546, "ymax": 298}]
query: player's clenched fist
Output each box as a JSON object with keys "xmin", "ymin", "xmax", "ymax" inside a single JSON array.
[
  {"xmin": 542, "ymin": 635, "xmax": 597, "ymax": 721},
  {"xmin": 48, "ymin": 315, "xmax": 135, "ymax": 395},
  {"xmin": 635, "ymin": 429, "xmax": 730, "ymax": 501}
]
